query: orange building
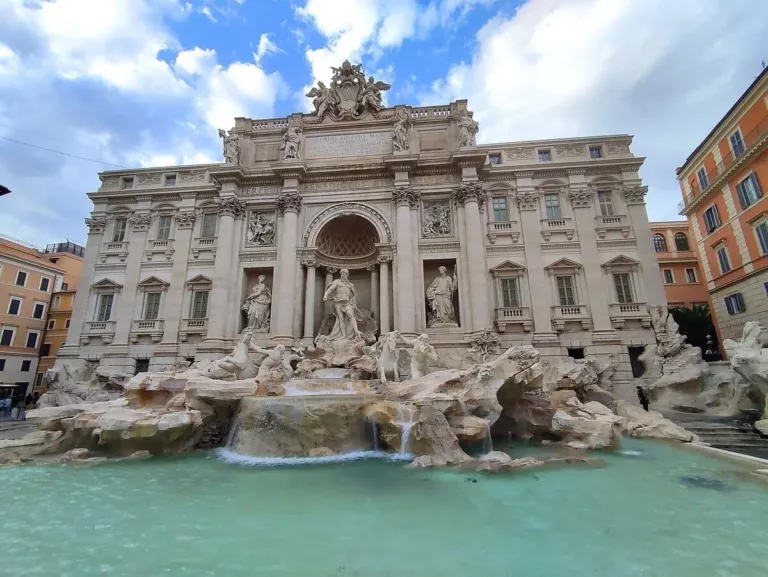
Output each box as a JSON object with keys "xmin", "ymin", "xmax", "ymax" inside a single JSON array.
[
  {"xmin": 677, "ymin": 67, "xmax": 768, "ymax": 344},
  {"xmin": 649, "ymin": 221, "xmax": 709, "ymax": 308}
]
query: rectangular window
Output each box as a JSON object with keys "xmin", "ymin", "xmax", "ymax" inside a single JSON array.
[
  {"xmin": 597, "ymin": 191, "xmax": 615, "ymax": 216},
  {"xmin": 135, "ymin": 358, "xmax": 150, "ymax": 375},
  {"xmin": 492, "ymin": 197, "xmax": 509, "ymax": 222},
  {"xmin": 47, "ymin": 319, "xmax": 55, "ymax": 330},
  {"xmin": 755, "ymin": 221, "xmax": 768, "ymax": 255},
  {"xmin": 53, "ymin": 295, "xmax": 61, "ymax": 308},
  {"xmin": 538, "ymin": 149, "xmax": 552, "ymax": 162},
  {"xmin": 613, "ymin": 273, "xmax": 633, "ymax": 304},
  {"xmin": 716, "ymin": 245, "xmax": 731, "ymax": 274},
  {"xmin": 686, "ymin": 268, "xmax": 697, "ymax": 283},
  {"xmin": 589, "ymin": 145, "xmax": 602, "ymax": 159},
  {"xmin": 201, "ymin": 213, "xmax": 217, "ymax": 238},
  {"xmin": 703, "ymin": 205, "xmax": 721, "ymax": 234},
  {"xmin": 556, "ymin": 276, "xmax": 576, "ymax": 306},
  {"xmin": 7, "ymin": 297, "xmax": 21, "ymax": 316},
  {"xmin": 156, "ymin": 215, "xmax": 172, "ymax": 240},
  {"xmin": 21, "ymin": 360, "xmax": 31, "ymax": 372},
  {"xmin": 32, "ymin": 302, "xmax": 45, "ymax": 319},
  {"xmin": 96, "ymin": 294, "xmax": 114, "ymax": 322},
  {"xmin": 500, "ymin": 278, "xmax": 520, "ymax": 308},
  {"xmin": 0, "ymin": 328, "xmax": 14, "ymax": 347},
  {"xmin": 724, "ymin": 293, "xmax": 746, "ymax": 315},
  {"xmin": 165, "ymin": 174, "xmax": 177, "ymax": 186},
  {"xmin": 36, "ymin": 372, "xmax": 43, "ymax": 386},
  {"xmin": 544, "ymin": 194, "xmax": 562, "ymax": 219},
  {"xmin": 39, "ymin": 277, "xmax": 50, "ymax": 292},
  {"xmin": 61, "ymin": 282, "xmax": 68, "ymax": 291},
  {"xmin": 735, "ymin": 173, "xmax": 762, "ymax": 209},
  {"xmin": 112, "ymin": 218, "xmax": 127, "ymax": 242},
  {"xmin": 144, "ymin": 292, "xmax": 161, "ymax": 320},
  {"xmin": 122, "ymin": 177, "xmax": 134, "ymax": 189},
  {"xmin": 488, "ymin": 153, "xmax": 501, "ymax": 165},
  {"xmin": 15, "ymin": 271, "xmax": 27, "ymax": 287},
  {"xmin": 191, "ymin": 290, "xmax": 209, "ymax": 319},
  {"xmin": 663, "ymin": 269, "xmax": 674, "ymax": 284},
  {"xmin": 0, "ymin": 359, "xmax": 4, "ymax": 371},
  {"xmin": 25, "ymin": 331, "xmax": 38, "ymax": 349},
  {"xmin": 40, "ymin": 343, "xmax": 51, "ymax": 357},
  {"xmin": 730, "ymin": 129, "xmax": 745, "ymax": 157},
  {"xmin": 697, "ymin": 167, "xmax": 709, "ymax": 189},
  {"xmin": 65, "ymin": 319, "xmax": 71, "ymax": 329}
]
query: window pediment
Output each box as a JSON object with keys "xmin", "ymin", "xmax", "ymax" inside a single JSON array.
[
  {"xmin": 185, "ymin": 274, "xmax": 212, "ymax": 289},
  {"xmin": 137, "ymin": 276, "xmax": 170, "ymax": 291},
  {"xmin": 544, "ymin": 257, "xmax": 582, "ymax": 276},
  {"xmin": 91, "ymin": 278, "xmax": 123, "ymax": 292},
  {"xmin": 489, "ymin": 260, "xmax": 526, "ymax": 278},
  {"xmin": 601, "ymin": 255, "xmax": 640, "ymax": 271}
]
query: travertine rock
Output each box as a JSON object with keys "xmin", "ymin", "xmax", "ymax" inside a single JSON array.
[
  {"xmin": 447, "ymin": 415, "xmax": 491, "ymax": 443},
  {"xmin": 754, "ymin": 419, "xmax": 768, "ymax": 436},
  {"xmin": 724, "ymin": 321, "xmax": 768, "ymax": 416},
  {"xmin": 550, "ymin": 398, "xmax": 624, "ymax": 449},
  {"xmin": 38, "ymin": 361, "xmax": 124, "ymax": 408},
  {"xmin": 615, "ymin": 401, "xmax": 698, "ymax": 442}
]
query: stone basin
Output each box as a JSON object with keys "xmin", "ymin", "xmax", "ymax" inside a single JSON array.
[{"xmin": 282, "ymin": 378, "xmax": 376, "ymax": 396}]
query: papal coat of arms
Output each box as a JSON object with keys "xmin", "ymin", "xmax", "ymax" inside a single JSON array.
[{"xmin": 305, "ymin": 60, "xmax": 391, "ymax": 121}]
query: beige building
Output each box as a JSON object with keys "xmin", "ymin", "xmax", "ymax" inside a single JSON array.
[{"xmin": 58, "ymin": 62, "xmax": 665, "ymax": 398}]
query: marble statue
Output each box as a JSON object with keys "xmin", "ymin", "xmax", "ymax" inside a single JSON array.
[
  {"xmin": 305, "ymin": 60, "xmax": 391, "ymax": 120},
  {"xmin": 281, "ymin": 121, "xmax": 302, "ymax": 160},
  {"xmin": 426, "ymin": 266, "xmax": 457, "ymax": 326},
  {"xmin": 373, "ymin": 331, "xmax": 402, "ymax": 384},
  {"xmin": 305, "ymin": 81, "xmax": 335, "ymax": 117},
  {"xmin": 250, "ymin": 344, "xmax": 287, "ymax": 383},
  {"xmin": 218, "ymin": 129, "xmax": 240, "ymax": 164},
  {"xmin": 200, "ymin": 331, "xmax": 255, "ymax": 380},
  {"xmin": 247, "ymin": 212, "xmax": 275, "ymax": 246},
  {"xmin": 399, "ymin": 333, "xmax": 438, "ymax": 379},
  {"xmin": 323, "ymin": 268, "xmax": 363, "ymax": 341},
  {"xmin": 455, "ymin": 111, "xmax": 479, "ymax": 148},
  {"xmin": 392, "ymin": 109, "xmax": 411, "ymax": 152},
  {"xmin": 242, "ymin": 276, "xmax": 272, "ymax": 331},
  {"xmin": 422, "ymin": 203, "xmax": 451, "ymax": 237}
]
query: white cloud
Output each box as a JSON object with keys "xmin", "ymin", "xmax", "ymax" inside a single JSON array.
[
  {"xmin": 420, "ymin": 0, "xmax": 768, "ymax": 221},
  {"xmin": 255, "ymin": 33, "xmax": 282, "ymax": 63}
]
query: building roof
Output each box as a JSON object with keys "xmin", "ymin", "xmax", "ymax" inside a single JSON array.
[{"xmin": 0, "ymin": 235, "xmax": 67, "ymax": 273}]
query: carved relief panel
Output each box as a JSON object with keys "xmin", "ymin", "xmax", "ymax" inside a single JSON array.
[
  {"xmin": 245, "ymin": 210, "xmax": 277, "ymax": 246},
  {"xmin": 421, "ymin": 201, "xmax": 453, "ymax": 238}
]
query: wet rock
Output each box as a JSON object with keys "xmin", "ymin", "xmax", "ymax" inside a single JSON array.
[
  {"xmin": 447, "ymin": 415, "xmax": 491, "ymax": 443},
  {"xmin": 754, "ymin": 419, "xmax": 768, "ymax": 436},
  {"xmin": 550, "ymin": 399, "xmax": 624, "ymax": 450},
  {"xmin": 309, "ymin": 447, "xmax": 336, "ymax": 457},
  {"xmin": 56, "ymin": 448, "xmax": 91, "ymax": 462},
  {"xmin": 615, "ymin": 401, "xmax": 698, "ymax": 442}
]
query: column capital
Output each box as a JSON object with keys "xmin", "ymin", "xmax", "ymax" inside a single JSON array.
[
  {"xmin": 452, "ymin": 182, "xmax": 484, "ymax": 206},
  {"xmin": 301, "ymin": 257, "xmax": 317, "ymax": 269},
  {"xmin": 392, "ymin": 186, "xmax": 418, "ymax": 207},
  {"xmin": 377, "ymin": 254, "xmax": 392, "ymax": 264},
  {"xmin": 85, "ymin": 216, "xmax": 107, "ymax": 235},
  {"xmin": 623, "ymin": 185, "xmax": 648, "ymax": 206},
  {"xmin": 276, "ymin": 192, "xmax": 303, "ymax": 215},
  {"xmin": 174, "ymin": 210, "xmax": 196, "ymax": 229},
  {"xmin": 215, "ymin": 196, "xmax": 247, "ymax": 217},
  {"xmin": 516, "ymin": 191, "xmax": 539, "ymax": 211},
  {"xmin": 567, "ymin": 187, "xmax": 593, "ymax": 209},
  {"xmin": 129, "ymin": 212, "xmax": 152, "ymax": 232}
]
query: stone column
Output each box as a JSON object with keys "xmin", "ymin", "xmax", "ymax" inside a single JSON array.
[
  {"xmin": 625, "ymin": 186, "xmax": 666, "ymax": 305},
  {"xmin": 393, "ymin": 187, "xmax": 417, "ymax": 333},
  {"xmin": 302, "ymin": 260, "xmax": 317, "ymax": 339},
  {"xmin": 453, "ymin": 183, "xmax": 492, "ymax": 330},
  {"xmin": 368, "ymin": 264, "xmax": 380, "ymax": 323},
  {"xmin": 455, "ymin": 203, "xmax": 472, "ymax": 329},
  {"xmin": 273, "ymin": 192, "xmax": 302, "ymax": 339},
  {"xmin": 410, "ymin": 197, "xmax": 422, "ymax": 330},
  {"xmin": 206, "ymin": 196, "xmax": 245, "ymax": 342},
  {"xmin": 113, "ymin": 207, "xmax": 152, "ymax": 344},
  {"xmin": 159, "ymin": 202, "xmax": 196, "ymax": 347},
  {"xmin": 379, "ymin": 256, "xmax": 391, "ymax": 334}
]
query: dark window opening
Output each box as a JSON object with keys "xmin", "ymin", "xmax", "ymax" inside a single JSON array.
[
  {"xmin": 628, "ymin": 347, "xmax": 645, "ymax": 378},
  {"xmin": 567, "ymin": 348, "xmax": 585, "ymax": 360},
  {"xmin": 134, "ymin": 358, "xmax": 150, "ymax": 375}
]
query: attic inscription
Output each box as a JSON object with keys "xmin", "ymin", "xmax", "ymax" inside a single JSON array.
[{"xmin": 305, "ymin": 132, "xmax": 391, "ymax": 159}]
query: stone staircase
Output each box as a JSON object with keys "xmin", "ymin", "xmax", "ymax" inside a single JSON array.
[{"xmin": 671, "ymin": 415, "xmax": 768, "ymax": 459}]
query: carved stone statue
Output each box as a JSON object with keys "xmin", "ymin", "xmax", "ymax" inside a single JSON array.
[
  {"xmin": 305, "ymin": 81, "xmax": 335, "ymax": 117},
  {"xmin": 426, "ymin": 266, "xmax": 457, "ymax": 327},
  {"xmin": 305, "ymin": 60, "xmax": 391, "ymax": 120},
  {"xmin": 199, "ymin": 331, "xmax": 255, "ymax": 380},
  {"xmin": 422, "ymin": 203, "xmax": 451, "ymax": 237},
  {"xmin": 373, "ymin": 331, "xmax": 402, "ymax": 384},
  {"xmin": 455, "ymin": 111, "xmax": 479, "ymax": 148},
  {"xmin": 218, "ymin": 129, "xmax": 240, "ymax": 164},
  {"xmin": 247, "ymin": 212, "xmax": 275, "ymax": 246},
  {"xmin": 322, "ymin": 268, "xmax": 363, "ymax": 341},
  {"xmin": 242, "ymin": 276, "xmax": 272, "ymax": 331},
  {"xmin": 281, "ymin": 121, "xmax": 302, "ymax": 160},
  {"xmin": 250, "ymin": 344, "xmax": 287, "ymax": 383},
  {"xmin": 392, "ymin": 109, "xmax": 411, "ymax": 152},
  {"xmin": 399, "ymin": 333, "xmax": 438, "ymax": 379},
  {"xmin": 361, "ymin": 75, "xmax": 389, "ymax": 112}
]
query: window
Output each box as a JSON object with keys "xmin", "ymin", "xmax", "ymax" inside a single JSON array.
[
  {"xmin": 36, "ymin": 373, "xmax": 44, "ymax": 387},
  {"xmin": 61, "ymin": 282, "xmax": 68, "ymax": 291},
  {"xmin": 697, "ymin": 167, "xmax": 709, "ymax": 189},
  {"xmin": 39, "ymin": 277, "xmax": 50, "ymax": 292},
  {"xmin": 0, "ymin": 359, "xmax": 4, "ymax": 371},
  {"xmin": 544, "ymin": 194, "xmax": 561, "ymax": 219},
  {"xmin": 135, "ymin": 358, "xmax": 150, "ymax": 375},
  {"xmin": 538, "ymin": 149, "xmax": 552, "ymax": 162},
  {"xmin": 735, "ymin": 173, "xmax": 762, "ymax": 209},
  {"xmin": 488, "ymin": 153, "xmax": 501, "ymax": 165},
  {"xmin": 674, "ymin": 232, "xmax": 689, "ymax": 251},
  {"xmin": 716, "ymin": 245, "xmax": 731, "ymax": 274},
  {"xmin": 122, "ymin": 177, "xmax": 134, "ymax": 189},
  {"xmin": 32, "ymin": 302, "xmax": 45, "ymax": 319},
  {"xmin": 0, "ymin": 327, "xmax": 15, "ymax": 347},
  {"xmin": 724, "ymin": 293, "xmax": 746, "ymax": 315},
  {"xmin": 144, "ymin": 292, "xmax": 161, "ymax": 320},
  {"xmin": 567, "ymin": 348, "xmax": 585, "ymax": 360},
  {"xmin": 112, "ymin": 217, "xmax": 127, "ymax": 242},
  {"xmin": 653, "ymin": 233, "xmax": 668, "ymax": 252},
  {"xmin": 7, "ymin": 297, "xmax": 22, "ymax": 316},
  {"xmin": 191, "ymin": 290, "xmax": 209, "ymax": 319},
  {"xmin": 47, "ymin": 319, "xmax": 55, "ymax": 330},
  {"xmin": 96, "ymin": 294, "xmax": 114, "ymax": 322},
  {"xmin": 21, "ymin": 360, "xmax": 31, "ymax": 372},
  {"xmin": 65, "ymin": 319, "xmax": 71, "ymax": 329},
  {"xmin": 165, "ymin": 174, "xmax": 177, "ymax": 186},
  {"xmin": 686, "ymin": 268, "xmax": 697, "ymax": 283},
  {"xmin": 40, "ymin": 343, "xmax": 51, "ymax": 357},
  {"xmin": 613, "ymin": 273, "xmax": 633, "ymax": 304},
  {"xmin": 755, "ymin": 221, "xmax": 768, "ymax": 255},
  {"xmin": 15, "ymin": 270, "xmax": 27, "ymax": 287},
  {"xmin": 597, "ymin": 191, "xmax": 615, "ymax": 216},
  {"xmin": 156, "ymin": 215, "xmax": 172, "ymax": 240},
  {"xmin": 200, "ymin": 213, "xmax": 217, "ymax": 238},
  {"xmin": 492, "ymin": 197, "xmax": 509, "ymax": 221},
  {"xmin": 25, "ymin": 331, "xmax": 39, "ymax": 349},
  {"xmin": 663, "ymin": 269, "xmax": 674, "ymax": 284},
  {"xmin": 589, "ymin": 146, "xmax": 602, "ymax": 159},
  {"xmin": 556, "ymin": 276, "xmax": 576, "ymax": 306},
  {"xmin": 500, "ymin": 278, "xmax": 520, "ymax": 308},
  {"xmin": 730, "ymin": 129, "xmax": 745, "ymax": 157},
  {"xmin": 53, "ymin": 295, "xmax": 61, "ymax": 308},
  {"xmin": 703, "ymin": 205, "xmax": 721, "ymax": 234}
]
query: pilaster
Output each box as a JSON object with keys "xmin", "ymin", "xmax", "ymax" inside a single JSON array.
[{"xmin": 624, "ymin": 186, "xmax": 666, "ymax": 306}]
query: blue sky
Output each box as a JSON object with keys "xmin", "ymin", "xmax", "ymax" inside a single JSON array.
[{"xmin": 1, "ymin": 0, "xmax": 767, "ymax": 247}]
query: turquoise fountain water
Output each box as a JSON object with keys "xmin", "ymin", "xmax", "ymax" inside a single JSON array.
[{"xmin": 3, "ymin": 439, "xmax": 768, "ymax": 577}]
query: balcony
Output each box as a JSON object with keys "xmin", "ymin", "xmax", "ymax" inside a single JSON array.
[
  {"xmin": 81, "ymin": 320, "xmax": 116, "ymax": 344},
  {"xmin": 145, "ymin": 238, "xmax": 175, "ymax": 261},
  {"xmin": 540, "ymin": 218, "xmax": 575, "ymax": 241},
  {"xmin": 130, "ymin": 319, "xmax": 164, "ymax": 343},
  {"xmin": 594, "ymin": 214, "xmax": 630, "ymax": 239},
  {"xmin": 486, "ymin": 220, "xmax": 520, "ymax": 244},
  {"xmin": 551, "ymin": 304, "xmax": 592, "ymax": 331},
  {"xmin": 494, "ymin": 307, "xmax": 532, "ymax": 333},
  {"xmin": 609, "ymin": 303, "xmax": 651, "ymax": 329},
  {"xmin": 179, "ymin": 318, "xmax": 208, "ymax": 341},
  {"xmin": 192, "ymin": 237, "xmax": 217, "ymax": 259},
  {"xmin": 99, "ymin": 240, "xmax": 129, "ymax": 263}
]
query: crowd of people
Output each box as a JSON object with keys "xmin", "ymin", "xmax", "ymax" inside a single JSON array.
[{"xmin": 0, "ymin": 391, "xmax": 39, "ymax": 421}]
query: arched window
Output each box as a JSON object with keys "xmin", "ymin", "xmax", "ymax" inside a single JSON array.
[
  {"xmin": 674, "ymin": 232, "xmax": 689, "ymax": 251},
  {"xmin": 653, "ymin": 233, "xmax": 668, "ymax": 252}
]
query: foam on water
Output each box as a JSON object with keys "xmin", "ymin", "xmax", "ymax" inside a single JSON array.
[{"xmin": 216, "ymin": 448, "xmax": 413, "ymax": 467}]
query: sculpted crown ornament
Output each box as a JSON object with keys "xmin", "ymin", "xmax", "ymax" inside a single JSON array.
[
  {"xmin": 215, "ymin": 196, "xmax": 246, "ymax": 217},
  {"xmin": 276, "ymin": 192, "xmax": 303, "ymax": 214},
  {"xmin": 305, "ymin": 60, "xmax": 391, "ymax": 121},
  {"xmin": 452, "ymin": 182, "xmax": 484, "ymax": 206}
]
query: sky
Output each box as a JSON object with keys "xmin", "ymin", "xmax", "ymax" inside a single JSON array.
[{"xmin": 1, "ymin": 0, "xmax": 767, "ymax": 247}]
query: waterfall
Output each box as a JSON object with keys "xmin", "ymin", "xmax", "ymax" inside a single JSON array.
[
  {"xmin": 225, "ymin": 414, "xmax": 241, "ymax": 448},
  {"xmin": 368, "ymin": 417, "xmax": 380, "ymax": 452},
  {"xmin": 482, "ymin": 421, "xmax": 493, "ymax": 455},
  {"xmin": 395, "ymin": 404, "xmax": 417, "ymax": 455}
]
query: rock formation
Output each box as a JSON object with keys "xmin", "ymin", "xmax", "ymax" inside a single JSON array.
[
  {"xmin": 615, "ymin": 401, "xmax": 698, "ymax": 442},
  {"xmin": 38, "ymin": 362, "xmax": 128, "ymax": 407},
  {"xmin": 724, "ymin": 321, "xmax": 768, "ymax": 429}
]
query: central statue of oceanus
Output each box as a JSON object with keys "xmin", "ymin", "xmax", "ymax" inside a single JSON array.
[
  {"xmin": 322, "ymin": 268, "xmax": 364, "ymax": 341},
  {"xmin": 305, "ymin": 60, "xmax": 391, "ymax": 121}
]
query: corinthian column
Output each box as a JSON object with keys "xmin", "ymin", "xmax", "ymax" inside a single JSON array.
[
  {"xmin": 273, "ymin": 191, "xmax": 302, "ymax": 338},
  {"xmin": 454, "ymin": 183, "xmax": 491, "ymax": 329},
  {"xmin": 392, "ymin": 186, "xmax": 416, "ymax": 333},
  {"xmin": 378, "ymin": 256, "xmax": 391, "ymax": 333},
  {"xmin": 302, "ymin": 259, "xmax": 317, "ymax": 339}
]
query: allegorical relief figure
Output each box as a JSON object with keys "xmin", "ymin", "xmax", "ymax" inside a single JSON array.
[
  {"xmin": 218, "ymin": 129, "xmax": 240, "ymax": 164},
  {"xmin": 242, "ymin": 275, "xmax": 272, "ymax": 331},
  {"xmin": 322, "ymin": 268, "xmax": 364, "ymax": 341},
  {"xmin": 422, "ymin": 203, "xmax": 451, "ymax": 237},
  {"xmin": 281, "ymin": 121, "xmax": 302, "ymax": 160},
  {"xmin": 455, "ymin": 110, "xmax": 479, "ymax": 148},
  {"xmin": 426, "ymin": 266, "xmax": 458, "ymax": 326},
  {"xmin": 247, "ymin": 212, "xmax": 275, "ymax": 246},
  {"xmin": 392, "ymin": 109, "xmax": 412, "ymax": 152}
]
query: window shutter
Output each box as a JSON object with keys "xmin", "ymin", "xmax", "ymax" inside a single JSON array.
[
  {"xmin": 725, "ymin": 297, "xmax": 733, "ymax": 315},
  {"xmin": 751, "ymin": 173, "xmax": 762, "ymax": 198},
  {"xmin": 736, "ymin": 181, "xmax": 748, "ymax": 209},
  {"xmin": 736, "ymin": 293, "xmax": 745, "ymax": 312}
]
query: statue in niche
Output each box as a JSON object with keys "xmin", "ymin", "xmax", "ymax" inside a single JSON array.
[
  {"xmin": 455, "ymin": 110, "xmax": 479, "ymax": 148},
  {"xmin": 323, "ymin": 268, "xmax": 365, "ymax": 341},
  {"xmin": 426, "ymin": 266, "xmax": 458, "ymax": 327},
  {"xmin": 218, "ymin": 129, "xmax": 240, "ymax": 164},
  {"xmin": 392, "ymin": 109, "xmax": 412, "ymax": 152},
  {"xmin": 281, "ymin": 121, "xmax": 302, "ymax": 160},
  {"xmin": 247, "ymin": 212, "xmax": 275, "ymax": 246},
  {"xmin": 398, "ymin": 333, "xmax": 438, "ymax": 379},
  {"xmin": 242, "ymin": 276, "xmax": 272, "ymax": 331},
  {"xmin": 422, "ymin": 203, "xmax": 451, "ymax": 237}
]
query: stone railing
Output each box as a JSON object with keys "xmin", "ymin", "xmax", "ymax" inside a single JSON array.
[
  {"xmin": 130, "ymin": 319, "xmax": 164, "ymax": 343},
  {"xmin": 609, "ymin": 302, "xmax": 651, "ymax": 329},
  {"xmin": 550, "ymin": 304, "xmax": 591, "ymax": 332},
  {"xmin": 411, "ymin": 106, "xmax": 451, "ymax": 119},
  {"xmin": 81, "ymin": 320, "xmax": 116, "ymax": 345},
  {"xmin": 145, "ymin": 238, "xmax": 175, "ymax": 261},
  {"xmin": 540, "ymin": 218, "xmax": 575, "ymax": 241},
  {"xmin": 149, "ymin": 239, "xmax": 173, "ymax": 249},
  {"xmin": 179, "ymin": 318, "xmax": 208, "ymax": 341},
  {"xmin": 486, "ymin": 220, "xmax": 520, "ymax": 244},
  {"xmin": 192, "ymin": 237, "xmax": 217, "ymax": 259},
  {"xmin": 494, "ymin": 306, "xmax": 532, "ymax": 333},
  {"xmin": 594, "ymin": 214, "xmax": 630, "ymax": 239},
  {"xmin": 99, "ymin": 241, "xmax": 129, "ymax": 263}
]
